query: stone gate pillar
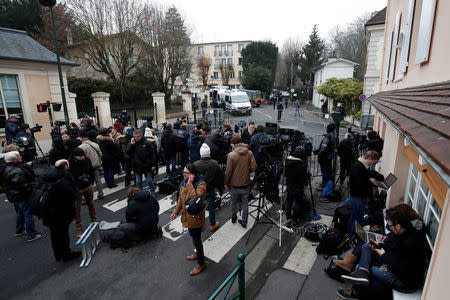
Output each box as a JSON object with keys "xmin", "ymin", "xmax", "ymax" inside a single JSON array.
[
  {"xmin": 67, "ymin": 92, "xmax": 79, "ymax": 123},
  {"xmin": 152, "ymin": 92, "xmax": 166, "ymax": 127},
  {"xmin": 181, "ymin": 91, "xmax": 193, "ymax": 119},
  {"xmin": 92, "ymin": 92, "xmax": 111, "ymax": 128}
]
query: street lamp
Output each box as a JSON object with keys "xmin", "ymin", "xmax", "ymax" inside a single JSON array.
[{"xmin": 39, "ymin": 0, "xmax": 70, "ymax": 128}]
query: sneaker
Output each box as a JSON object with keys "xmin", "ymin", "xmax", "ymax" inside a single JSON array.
[
  {"xmin": 336, "ymin": 287, "xmax": 358, "ymax": 299},
  {"xmin": 238, "ymin": 219, "xmax": 247, "ymax": 229},
  {"xmin": 341, "ymin": 269, "xmax": 369, "ymax": 285},
  {"xmin": 27, "ymin": 232, "xmax": 47, "ymax": 242},
  {"xmin": 232, "ymin": 216, "xmax": 237, "ymax": 224},
  {"xmin": 15, "ymin": 230, "xmax": 26, "ymax": 237}
]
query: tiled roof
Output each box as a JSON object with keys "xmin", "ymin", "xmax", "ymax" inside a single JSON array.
[
  {"xmin": 368, "ymin": 81, "xmax": 450, "ymax": 175},
  {"xmin": 365, "ymin": 7, "xmax": 386, "ymax": 27},
  {"xmin": 0, "ymin": 27, "xmax": 77, "ymax": 66}
]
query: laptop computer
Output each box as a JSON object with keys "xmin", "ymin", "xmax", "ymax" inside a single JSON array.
[
  {"xmin": 355, "ymin": 222, "xmax": 384, "ymax": 244},
  {"xmin": 373, "ymin": 173, "xmax": 397, "ymax": 190}
]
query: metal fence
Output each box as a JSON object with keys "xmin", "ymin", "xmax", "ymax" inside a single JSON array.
[
  {"xmin": 111, "ymin": 105, "xmax": 156, "ymax": 128},
  {"xmin": 209, "ymin": 253, "xmax": 245, "ymax": 300}
]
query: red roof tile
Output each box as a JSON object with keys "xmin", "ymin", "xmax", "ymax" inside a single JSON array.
[{"xmin": 368, "ymin": 80, "xmax": 450, "ymax": 175}]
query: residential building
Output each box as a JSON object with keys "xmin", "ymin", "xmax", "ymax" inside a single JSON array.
[
  {"xmin": 367, "ymin": 0, "xmax": 450, "ymax": 298},
  {"xmin": 0, "ymin": 27, "xmax": 78, "ymax": 152},
  {"xmin": 362, "ymin": 7, "xmax": 386, "ymax": 116},
  {"xmin": 188, "ymin": 41, "xmax": 252, "ymax": 89},
  {"xmin": 311, "ymin": 58, "xmax": 358, "ymax": 109}
]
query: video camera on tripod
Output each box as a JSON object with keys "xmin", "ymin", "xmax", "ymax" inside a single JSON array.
[{"xmin": 348, "ymin": 127, "xmax": 367, "ymax": 157}]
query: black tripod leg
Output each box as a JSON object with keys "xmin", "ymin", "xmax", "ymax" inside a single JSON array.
[{"xmin": 309, "ymin": 178, "xmax": 317, "ymax": 215}]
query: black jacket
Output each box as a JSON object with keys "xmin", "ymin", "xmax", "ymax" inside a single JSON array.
[
  {"xmin": 285, "ymin": 155, "xmax": 308, "ymax": 193},
  {"xmin": 317, "ymin": 131, "xmax": 335, "ymax": 164},
  {"xmin": 49, "ymin": 144, "xmax": 72, "ymax": 165},
  {"xmin": 161, "ymin": 129, "xmax": 177, "ymax": 156},
  {"xmin": 349, "ymin": 160, "xmax": 384, "ymax": 198},
  {"xmin": 366, "ymin": 135, "xmax": 384, "ymax": 156},
  {"xmin": 188, "ymin": 134, "xmax": 202, "ymax": 163},
  {"xmin": 338, "ymin": 138, "xmax": 353, "ymax": 165},
  {"xmin": 40, "ymin": 169, "xmax": 78, "ymax": 226},
  {"xmin": 126, "ymin": 139, "xmax": 157, "ymax": 174},
  {"xmin": 118, "ymin": 112, "xmax": 131, "ymax": 126},
  {"xmin": 3, "ymin": 162, "xmax": 35, "ymax": 203},
  {"xmin": 205, "ymin": 133, "xmax": 227, "ymax": 165},
  {"xmin": 5, "ymin": 119, "xmax": 21, "ymax": 143},
  {"xmin": 380, "ymin": 228, "xmax": 429, "ymax": 290},
  {"xmin": 69, "ymin": 156, "xmax": 95, "ymax": 190},
  {"xmin": 64, "ymin": 138, "xmax": 81, "ymax": 151},
  {"xmin": 194, "ymin": 157, "xmax": 221, "ymax": 192},
  {"xmin": 241, "ymin": 127, "xmax": 255, "ymax": 145},
  {"xmin": 126, "ymin": 190, "xmax": 159, "ymax": 233},
  {"xmin": 85, "ymin": 126, "xmax": 99, "ymax": 143},
  {"xmin": 97, "ymin": 135, "xmax": 120, "ymax": 169}
]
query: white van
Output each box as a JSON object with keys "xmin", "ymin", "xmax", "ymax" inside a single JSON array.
[{"xmin": 223, "ymin": 90, "xmax": 252, "ymax": 115}]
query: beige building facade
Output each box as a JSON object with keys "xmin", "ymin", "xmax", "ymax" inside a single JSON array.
[{"xmin": 368, "ymin": 0, "xmax": 450, "ymax": 298}]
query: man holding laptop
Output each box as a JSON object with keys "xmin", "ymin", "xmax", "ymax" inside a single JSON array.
[
  {"xmin": 337, "ymin": 208, "xmax": 429, "ymax": 299},
  {"xmin": 341, "ymin": 150, "xmax": 385, "ymax": 235}
]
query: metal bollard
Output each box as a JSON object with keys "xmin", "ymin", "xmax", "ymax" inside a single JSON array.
[{"xmin": 75, "ymin": 222, "xmax": 101, "ymax": 268}]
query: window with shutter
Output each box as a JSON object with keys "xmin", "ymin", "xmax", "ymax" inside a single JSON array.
[{"xmin": 415, "ymin": 0, "xmax": 437, "ymax": 64}]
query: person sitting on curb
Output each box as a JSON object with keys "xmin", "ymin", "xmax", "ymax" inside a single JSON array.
[{"xmin": 336, "ymin": 208, "xmax": 429, "ymax": 299}]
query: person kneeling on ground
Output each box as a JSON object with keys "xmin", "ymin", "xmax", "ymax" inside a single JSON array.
[
  {"xmin": 119, "ymin": 187, "xmax": 161, "ymax": 242},
  {"xmin": 336, "ymin": 208, "xmax": 429, "ymax": 299}
]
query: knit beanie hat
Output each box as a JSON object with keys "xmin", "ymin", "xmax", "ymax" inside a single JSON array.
[
  {"xmin": 200, "ymin": 143, "xmax": 210, "ymax": 158},
  {"xmin": 72, "ymin": 147, "xmax": 85, "ymax": 157},
  {"xmin": 145, "ymin": 127, "xmax": 152, "ymax": 138}
]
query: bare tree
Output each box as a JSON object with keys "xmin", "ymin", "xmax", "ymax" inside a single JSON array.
[
  {"xmin": 328, "ymin": 13, "xmax": 370, "ymax": 80},
  {"xmin": 219, "ymin": 64, "xmax": 233, "ymax": 86},
  {"xmin": 197, "ymin": 55, "xmax": 212, "ymax": 86},
  {"xmin": 66, "ymin": 0, "xmax": 144, "ymax": 104},
  {"xmin": 278, "ymin": 37, "xmax": 303, "ymax": 89},
  {"xmin": 139, "ymin": 5, "xmax": 191, "ymax": 101}
]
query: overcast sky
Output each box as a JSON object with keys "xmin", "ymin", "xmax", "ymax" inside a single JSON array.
[{"xmin": 154, "ymin": 0, "xmax": 386, "ymax": 48}]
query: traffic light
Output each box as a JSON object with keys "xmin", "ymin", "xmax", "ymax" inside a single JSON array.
[
  {"xmin": 52, "ymin": 103, "xmax": 62, "ymax": 111},
  {"xmin": 37, "ymin": 103, "xmax": 48, "ymax": 112}
]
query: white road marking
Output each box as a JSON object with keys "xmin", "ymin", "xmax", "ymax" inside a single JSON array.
[
  {"xmin": 283, "ymin": 215, "xmax": 333, "ymax": 275},
  {"xmin": 203, "ymin": 203, "xmax": 273, "ymax": 263},
  {"xmin": 94, "ymin": 184, "xmax": 126, "ymax": 199},
  {"xmin": 103, "ymin": 198, "xmax": 128, "ymax": 212},
  {"xmin": 254, "ymin": 109, "xmax": 272, "ymax": 120}
]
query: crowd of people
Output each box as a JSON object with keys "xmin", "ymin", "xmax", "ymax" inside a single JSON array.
[{"xmin": 1, "ymin": 109, "xmax": 428, "ymax": 295}]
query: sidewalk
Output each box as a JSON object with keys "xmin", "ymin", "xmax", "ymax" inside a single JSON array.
[{"xmin": 244, "ymin": 176, "xmax": 351, "ymax": 300}]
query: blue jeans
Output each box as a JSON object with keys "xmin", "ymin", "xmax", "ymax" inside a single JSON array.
[
  {"xmin": 165, "ymin": 153, "xmax": 177, "ymax": 173},
  {"xmin": 294, "ymin": 106, "xmax": 300, "ymax": 116},
  {"xmin": 319, "ymin": 161, "xmax": 332, "ymax": 187},
  {"xmin": 342, "ymin": 195, "xmax": 367, "ymax": 235},
  {"xmin": 354, "ymin": 244, "xmax": 414, "ymax": 296},
  {"xmin": 206, "ymin": 191, "xmax": 217, "ymax": 226},
  {"xmin": 103, "ymin": 167, "xmax": 115, "ymax": 186},
  {"xmin": 14, "ymin": 200, "xmax": 36, "ymax": 238},
  {"xmin": 135, "ymin": 171, "xmax": 155, "ymax": 193},
  {"xmin": 231, "ymin": 186, "xmax": 250, "ymax": 224}
]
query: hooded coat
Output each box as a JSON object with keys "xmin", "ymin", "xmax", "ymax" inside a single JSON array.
[
  {"xmin": 126, "ymin": 190, "xmax": 160, "ymax": 233},
  {"xmin": 225, "ymin": 143, "xmax": 257, "ymax": 187},
  {"xmin": 126, "ymin": 138, "xmax": 157, "ymax": 174}
]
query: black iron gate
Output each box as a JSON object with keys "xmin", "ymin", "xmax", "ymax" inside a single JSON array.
[{"xmin": 111, "ymin": 105, "xmax": 156, "ymax": 128}]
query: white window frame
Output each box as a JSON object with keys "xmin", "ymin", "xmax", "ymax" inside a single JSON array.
[
  {"xmin": 395, "ymin": 0, "xmax": 416, "ymax": 81},
  {"xmin": 415, "ymin": 0, "xmax": 437, "ymax": 64},
  {"xmin": 389, "ymin": 11, "xmax": 401, "ymax": 82},
  {"xmin": 404, "ymin": 162, "xmax": 441, "ymax": 249},
  {"xmin": 0, "ymin": 75, "xmax": 24, "ymax": 123}
]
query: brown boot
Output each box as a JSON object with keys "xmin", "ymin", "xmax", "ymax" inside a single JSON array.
[
  {"xmin": 333, "ymin": 252, "xmax": 358, "ymax": 272},
  {"xmin": 189, "ymin": 263, "xmax": 206, "ymax": 276},
  {"xmin": 210, "ymin": 221, "xmax": 220, "ymax": 232},
  {"xmin": 186, "ymin": 253, "xmax": 198, "ymax": 261}
]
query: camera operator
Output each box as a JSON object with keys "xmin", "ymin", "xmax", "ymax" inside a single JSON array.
[
  {"xmin": 205, "ymin": 130, "xmax": 229, "ymax": 165},
  {"xmin": 284, "ymin": 146, "xmax": 311, "ymax": 226},
  {"xmin": 117, "ymin": 108, "xmax": 131, "ymax": 128},
  {"xmin": 313, "ymin": 123, "xmax": 336, "ymax": 191},
  {"xmin": 366, "ymin": 130, "xmax": 384, "ymax": 165},
  {"xmin": 5, "ymin": 114, "xmax": 23, "ymax": 145},
  {"xmin": 241, "ymin": 121, "xmax": 255, "ymax": 145},
  {"xmin": 337, "ymin": 133, "xmax": 354, "ymax": 188},
  {"xmin": 249, "ymin": 125, "xmax": 267, "ymax": 167},
  {"xmin": 16, "ymin": 123, "xmax": 37, "ymax": 163},
  {"xmin": 50, "ymin": 125, "xmax": 62, "ymax": 142}
]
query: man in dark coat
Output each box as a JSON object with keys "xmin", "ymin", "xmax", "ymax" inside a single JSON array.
[
  {"xmin": 314, "ymin": 123, "xmax": 336, "ymax": 190},
  {"xmin": 2, "ymin": 151, "xmax": 46, "ymax": 241},
  {"xmin": 341, "ymin": 150, "xmax": 384, "ymax": 235},
  {"xmin": 120, "ymin": 188, "xmax": 160, "ymax": 241},
  {"xmin": 194, "ymin": 143, "xmax": 221, "ymax": 232},
  {"xmin": 366, "ymin": 130, "xmax": 384, "ymax": 158},
  {"xmin": 176, "ymin": 123, "xmax": 190, "ymax": 169},
  {"xmin": 97, "ymin": 131, "xmax": 120, "ymax": 188},
  {"xmin": 277, "ymin": 101, "xmax": 284, "ymax": 122},
  {"xmin": 337, "ymin": 133, "xmax": 354, "ymax": 187},
  {"xmin": 160, "ymin": 123, "xmax": 178, "ymax": 173},
  {"xmin": 41, "ymin": 159, "xmax": 80, "ymax": 262},
  {"xmin": 188, "ymin": 128, "xmax": 202, "ymax": 163},
  {"xmin": 283, "ymin": 146, "xmax": 311, "ymax": 225},
  {"xmin": 241, "ymin": 121, "xmax": 255, "ymax": 145},
  {"xmin": 249, "ymin": 125, "xmax": 267, "ymax": 166},
  {"xmin": 5, "ymin": 114, "xmax": 23, "ymax": 144},
  {"xmin": 205, "ymin": 132, "xmax": 227, "ymax": 165},
  {"xmin": 62, "ymin": 132, "xmax": 81, "ymax": 151},
  {"xmin": 126, "ymin": 129, "xmax": 157, "ymax": 194},
  {"xmin": 117, "ymin": 108, "xmax": 131, "ymax": 127}
]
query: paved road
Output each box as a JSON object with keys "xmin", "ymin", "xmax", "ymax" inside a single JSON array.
[{"xmin": 0, "ymin": 103, "xmax": 353, "ymax": 299}]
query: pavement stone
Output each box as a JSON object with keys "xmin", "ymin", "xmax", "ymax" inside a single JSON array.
[{"xmin": 256, "ymin": 268, "xmax": 306, "ymax": 300}]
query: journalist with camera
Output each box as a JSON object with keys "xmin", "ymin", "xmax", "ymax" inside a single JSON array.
[{"xmin": 314, "ymin": 123, "xmax": 336, "ymax": 191}]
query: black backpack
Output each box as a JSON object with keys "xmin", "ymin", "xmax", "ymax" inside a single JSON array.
[
  {"xmin": 109, "ymin": 228, "xmax": 134, "ymax": 250},
  {"xmin": 333, "ymin": 205, "xmax": 352, "ymax": 233},
  {"xmin": 316, "ymin": 228, "xmax": 344, "ymax": 256},
  {"xmin": 302, "ymin": 223, "xmax": 328, "ymax": 242},
  {"xmin": 28, "ymin": 178, "xmax": 64, "ymax": 219}
]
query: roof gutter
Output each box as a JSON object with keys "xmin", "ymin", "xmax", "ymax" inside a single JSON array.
[{"xmin": 371, "ymin": 104, "xmax": 450, "ymax": 187}]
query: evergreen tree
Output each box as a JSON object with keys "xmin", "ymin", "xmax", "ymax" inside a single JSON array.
[
  {"xmin": 0, "ymin": 0, "xmax": 42, "ymax": 33},
  {"xmin": 298, "ymin": 25, "xmax": 325, "ymax": 86}
]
